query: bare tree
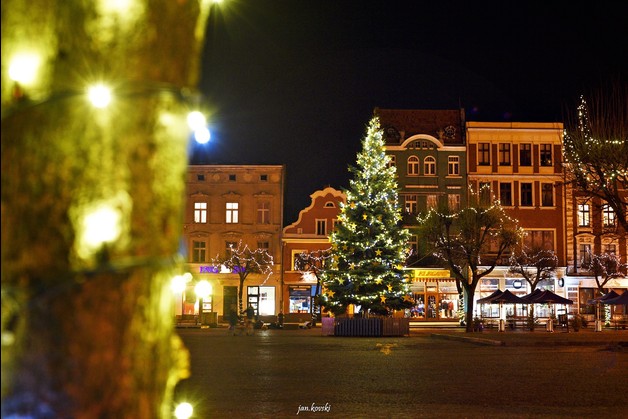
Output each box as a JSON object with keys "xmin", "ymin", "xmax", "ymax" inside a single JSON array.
[
  {"xmin": 563, "ymin": 80, "xmax": 628, "ymax": 232},
  {"xmin": 214, "ymin": 241, "xmax": 274, "ymax": 314},
  {"xmin": 508, "ymin": 247, "xmax": 559, "ymax": 292},
  {"xmin": 1, "ymin": 1, "xmax": 211, "ymax": 417},
  {"xmin": 418, "ymin": 194, "xmax": 522, "ymax": 332},
  {"xmin": 580, "ymin": 250, "xmax": 625, "ymax": 294}
]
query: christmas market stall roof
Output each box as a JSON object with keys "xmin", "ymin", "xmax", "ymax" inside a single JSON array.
[
  {"xmin": 601, "ymin": 291, "xmax": 628, "ymax": 306},
  {"xmin": 587, "ymin": 290, "xmax": 620, "ymax": 305}
]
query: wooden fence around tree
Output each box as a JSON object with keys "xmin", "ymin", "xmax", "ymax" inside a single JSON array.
[{"xmin": 321, "ymin": 317, "xmax": 410, "ymax": 336}]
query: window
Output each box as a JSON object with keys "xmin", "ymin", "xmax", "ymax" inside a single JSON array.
[
  {"xmin": 407, "ymin": 156, "xmax": 419, "ymax": 175},
  {"xmin": 520, "ymin": 182, "xmax": 533, "ymax": 206},
  {"xmin": 194, "ymin": 202, "xmax": 207, "ymax": 223},
  {"xmin": 387, "ymin": 154, "xmax": 396, "ymax": 169},
  {"xmin": 249, "ymin": 286, "xmax": 275, "ymax": 316},
  {"xmin": 478, "ymin": 143, "xmax": 490, "ymax": 166},
  {"xmin": 499, "ymin": 182, "xmax": 512, "ymax": 206},
  {"xmin": 404, "ymin": 194, "xmax": 418, "ymax": 214},
  {"xmin": 603, "ymin": 204, "xmax": 616, "ymax": 227},
  {"xmin": 580, "ymin": 244, "xmax": 592, "ymax": 265},
  {"xmin": 257, "ymin": 201, "xmax": 270, "ymax": 224},
  {"xmin": 541, "ymin": 183, "xmax": 554, "ymax": 207},
  {"xmin": 524, "ymin": 230, "xmax": 554, "ymax": 251},
  {"xmin": 225, "ymin": 241, "xmax": 237, "ymax": 256},
  {"xmin": 197, "ymin": 174, "xmax": 205, "ymax": 181},
  {"xmin": 409, "ymin": 235, "xmax": 418, "ymax": 256},
  {"xmin": 498, "ymin": 143, "xmax": 511, "ymax": 166},
  {"xmin": 426, "ymin": 194, "xmax": 438, "ymax": 210},
  {"xmin": 316, "ymin": 219, "xmax": 327, "ymax": 236},
  {"xmin": 257, "ymin": 241, "xmax": 269, "ymax": 251},
  {"xmin": 226, "ymin": 202, "xmax": 239, "ymax": 223},
  {"xmin": 577, "ymin": 203, "xmax": 590, "ymax": 227},
  {"xmin": 448, "ymin": 156, "xmax": 460, "ymax": 175},
  {"xmin": 519, "ymin": 144, "xmax": 532, "ymax": 166},
  {"xmin": 448, "ymin": 194, "xmax": 460, "ymax": 211},
  {"xmin": 604, "ymin": 244, "xmax": 616, "ymax": 255},
  {"xmin": 289, "ymin": 286, "xmax": 314, "ymax": 314},
  {"xmin": 424, "ymin": 156, "xmax": 436, "ymax": 175},
  {"xmin": 228, "ymin": 174, "xmax": 236, "ymax": 181},
  {"xmin": 540, "ymin": 144, "xmax": 552, "ymax": 166},
  {"xmin": 260, "ymin": 174, "xmax": 268, "ymax": 181},
  {"xmin": 192, "ymin": 240, "xmax": 206, "ymax": 263}
]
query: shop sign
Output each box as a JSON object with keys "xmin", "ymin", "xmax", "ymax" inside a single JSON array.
[
  {"xmin": 199, "ymin": 266, "xmax": 246, "ymax": 274},
  {"xmin": 410, "ymin": 269, "xmax": 451, "ymax": 279}
]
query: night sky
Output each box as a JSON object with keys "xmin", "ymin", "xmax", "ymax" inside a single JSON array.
[{"xmin": 191, "ymin": 0, "xmax": 627, "ymax": 225}]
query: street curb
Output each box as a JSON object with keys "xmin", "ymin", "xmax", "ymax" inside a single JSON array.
[{"xmin": 431, "ymin": 333, "xmax": 505, "ymax": 346}]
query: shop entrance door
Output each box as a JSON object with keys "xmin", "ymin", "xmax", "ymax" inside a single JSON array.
[{"xmin": 426, "ymin": 294, "xmax": 439, "ymax": 319}]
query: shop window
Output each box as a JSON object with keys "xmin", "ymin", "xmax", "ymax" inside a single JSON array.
[
  {"xmin": 248, "ymin": 286, "xmax": 275, "ymax": 316},
  {"xmin": 289, "ymin": 286, "xmax": 314, "ymax": 313}
]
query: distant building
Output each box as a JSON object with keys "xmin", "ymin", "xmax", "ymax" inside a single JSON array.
[
  {"xmin": 564, "ymin": 179, "xmax": 627, "ymax": 321},
  {"xmin": 178, "ymin": 165, "xmax": 285, "ymax": 322},
  {"xmin": 281, "ymin": 187, "xmax": 345, "ymax": 323},
  {"xmin": 466, "ymin": 121, "xmax": 567, "ymax": 316}
]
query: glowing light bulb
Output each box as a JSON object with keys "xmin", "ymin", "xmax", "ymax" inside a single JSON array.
[
  {"xmin": 9, "ymin": 53, "xmax": 40, "ymax": 85},
  {"xmin": 174, "ymin": 402, "xmax": 193, "ymax": 419},
  {"xmin": 195, "ymin": 280, "xmax": 212, "ymax": 299},
  {"xmin": 88, "ymin": 84, "xmax": 112, "ymax": 108}
]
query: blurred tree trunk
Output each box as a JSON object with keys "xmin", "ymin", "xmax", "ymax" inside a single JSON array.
[{"xmin": 1, "ymin": 1, "xmax": 210, "ymax": 417}]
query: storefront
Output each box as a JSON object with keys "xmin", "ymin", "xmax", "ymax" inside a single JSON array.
[{"xmin": 406, "ymin": 269, "xmax": 460, "ymax": 322}]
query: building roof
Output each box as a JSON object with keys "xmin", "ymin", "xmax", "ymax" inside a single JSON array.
[{"xmin": 374, "ymin": 108, "xmax": 466, "ymax": 146}]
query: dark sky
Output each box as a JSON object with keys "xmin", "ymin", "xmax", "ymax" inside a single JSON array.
[{"xmin": 192, "ymin": 0, "xmax": 627, "ymax": 225}]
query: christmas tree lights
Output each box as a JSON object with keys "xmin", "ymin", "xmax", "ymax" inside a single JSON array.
[{"xmin": 321, "ymin": 117, "xmax": 413, "ymax": 316}]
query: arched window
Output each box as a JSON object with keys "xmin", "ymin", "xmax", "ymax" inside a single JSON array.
[
  {"xmin": 407, "ymin": 156, "xmax": 419, "ymax": 175},
  {"xmin": 424, "ymin": 156, "xmax": 436, "ymax": 175}
]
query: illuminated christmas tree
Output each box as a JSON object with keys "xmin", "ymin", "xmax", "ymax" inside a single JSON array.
[{"xmin": 321, "ymin": 117, "xmax": 412, "ymax": 316}]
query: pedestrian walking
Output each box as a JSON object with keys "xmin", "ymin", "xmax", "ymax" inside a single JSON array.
[
  {"xmin": 227, "ymin": 304, "xmax": 240, "ymax": 336},
  {"xmin": 244, "ymin": 304, "xmax": 256, "ymax": 336}
]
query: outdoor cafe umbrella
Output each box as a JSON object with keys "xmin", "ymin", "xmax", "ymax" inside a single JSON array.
[
  {"xmin": 587, "ymin": 290, "xmax": 620, "ymax": 305},
  {"xmin": 477, "ymin": 290, "xmax": 526, "ymax": 330},
  {"xmin": 601, "ymin": 291, "xmax": 628, "ymax": 305},
  {"xmin": 521, "ymin": 289, "xmax": 573, "ymax": 331},
  {"xmin": 477, "ymin": 289, "xmax": 503, "ymax": 304}
]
